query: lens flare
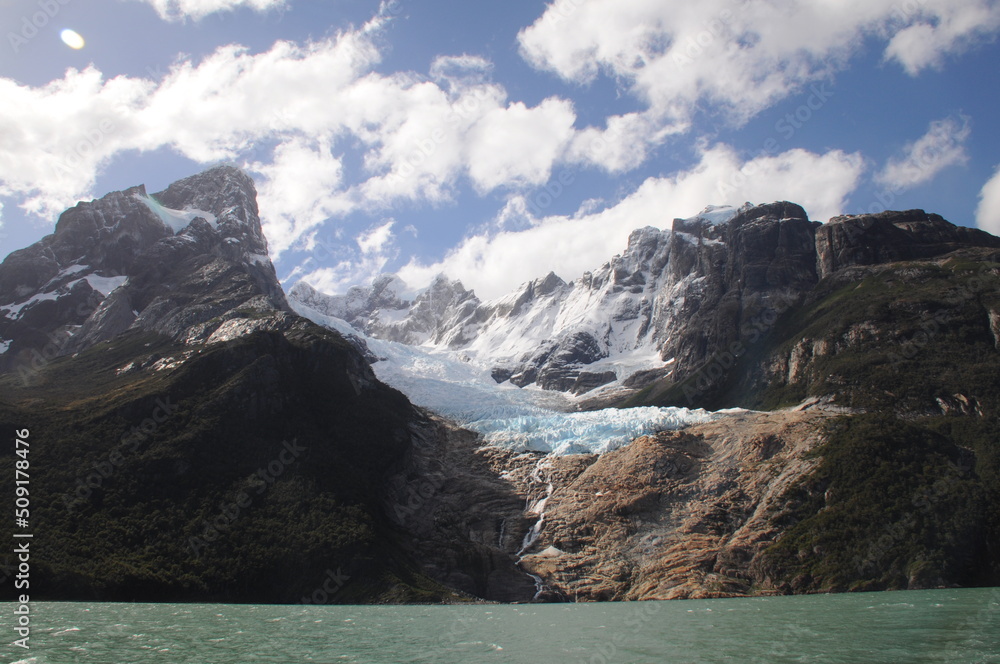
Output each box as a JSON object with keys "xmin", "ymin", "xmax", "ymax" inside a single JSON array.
[{"xmin": 60, "ymin": 29, "xmax": 85, "ymax": 50}]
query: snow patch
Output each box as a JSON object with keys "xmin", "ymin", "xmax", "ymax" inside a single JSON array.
[
  {"xmin": 136, "ymin": 194, "xmax": 218, "ymax": 233},
  {"xmin": 0, "ymin": 339, "xmax": 10, "ymax": 354},
  {"xmin": 83, "ymin": 274, "xmax": 128, "ymax": 296},
  {"xmin": 686, "ymin": 204, "xmax": 741, "ymax": 226},
  {"xmin": 1, "ymin": 290, "xmax": 61, "ymax": 319},
  {"xmin": 288, "ymin": 299, "xmax": 361, "ymax": 339},
  {"xmin": 43, "ymin": 263, "xmax": 89, "ymax": 289}
]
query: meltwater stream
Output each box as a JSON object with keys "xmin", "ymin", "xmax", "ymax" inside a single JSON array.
[
  {"xmin": 515, "ymin": 459, "xmax": 556, "ymax": 599},
  {"xmin": 7, "ymin": 588, "xmax": 998, "ymax": 663}
]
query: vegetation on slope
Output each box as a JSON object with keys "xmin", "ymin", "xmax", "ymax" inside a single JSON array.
[
  {"xmin": 0, "ymin": 325, "xmax": 458, "ymax": 603},
  {"xmin": 757, "ymin": 414, "xmax": 996, "ymax": 593}
]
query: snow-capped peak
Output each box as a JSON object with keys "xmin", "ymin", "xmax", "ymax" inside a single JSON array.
[{"xmin": 682, "ymin": 204, "xmax": 746, "ymax": 226}]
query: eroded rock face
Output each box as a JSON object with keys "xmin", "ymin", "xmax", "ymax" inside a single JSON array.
[
  {"xmin": 288, "ymin": 202, "xmax": 1000, "ymax": 401},
  {"xmin": 384, "ymin": 415, "xmax": 538, "ymax": 602},
  {"xmin": 501, "ymin": 410, "xmax": 835, "ymax": 600}
]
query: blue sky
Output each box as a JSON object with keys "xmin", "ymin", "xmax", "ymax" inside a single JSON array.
[{"xmin": 1, "ymin": 0, "xmax": 999, "ymax": 299}]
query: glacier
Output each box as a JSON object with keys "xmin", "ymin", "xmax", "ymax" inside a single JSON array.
[{"xmin": 291, "ymin": 297, "xmax": 722, "ymax": 455}]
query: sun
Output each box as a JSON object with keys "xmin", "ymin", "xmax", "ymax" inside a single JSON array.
[{"xmin": 59, "ymin": 29, "xmax": 85, "ymax": 50}]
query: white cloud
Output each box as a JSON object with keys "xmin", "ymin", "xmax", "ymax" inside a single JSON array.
[
  {"xmin": 518, "ymin": 0, "xmax": 1000, "ymax": 149},
  {"xmin": 876, "ymin": 116, "xmax": 971, "ymax": 191},
  {"xmin": 566, "ymin": 112, "xmax": 678, "ymax": 173},
  {"xmin": 250, "ymin": 139, "xmax": 348, "ymax": 257},
  {"xmin": 976, "ymin": 167, "xmax": 1000, "ymax": 237},
  {"xmin": 356, "ymin": 220, "xmax": 395, "ymax": 255},
  {"xmin": 298, "ymin": 221, "xmax": 399, "ymax": 295},
  {"xmin": 398, "ymin": 145, "xmax": 864, "ymax": 299},
  {"xmin": 131, "ymin": 0, "xmax": 287, "ymax": 21},
  {"xmin": 885, "ymin": 2, "xmax": 1000, "ymax": 75},
  {"xmin": 0, "ymin": 15, "xmax": 584, "ymax": 257},
  {"xmin": 466, "ymin": 98, "xmax": 577, "ymax": 191}
]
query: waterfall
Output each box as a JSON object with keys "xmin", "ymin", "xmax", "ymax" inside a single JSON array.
[{"xmin": 515, "ymin": 457, "xmax": 554, "ymax": 600}]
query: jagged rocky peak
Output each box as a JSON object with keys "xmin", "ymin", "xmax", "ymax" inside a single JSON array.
[
  {"xmin": 599, "ymin": 227, "xmax": 672, "ymax": 292},
  {"xmin": 0, "ymin": 165, "xmax": 290, "ymax": 370},
  {"xmin": 144, "ymin": 164, "xmax": 270, "ymax": 260},
  {"xmin": 291, "ymin": 273, "xmax": 410, "ymax": 324}
]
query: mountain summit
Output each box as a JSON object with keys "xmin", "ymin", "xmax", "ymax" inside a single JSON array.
[{"xmin": 0, "ymin": 165, "xmax": 289, "ymax": 375}]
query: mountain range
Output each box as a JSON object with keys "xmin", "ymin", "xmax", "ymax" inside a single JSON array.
[{"xmin": 1, "ymin": 166, "xmax": 997, "ymax": 602}]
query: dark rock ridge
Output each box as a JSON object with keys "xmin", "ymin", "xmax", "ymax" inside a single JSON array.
[{"xmin": 815, "ymin": 209, "xmax": 1000, "ymax": 278}]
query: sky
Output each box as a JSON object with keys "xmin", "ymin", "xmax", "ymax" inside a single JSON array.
[{"xmin": 1, "ymin": 0, "xmax": 999, "ymax": 300}]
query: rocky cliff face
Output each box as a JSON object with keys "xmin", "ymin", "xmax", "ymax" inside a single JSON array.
[
  {"xmin": 815, "ymin": 209, "xmax": 1000, "ymax": 278},
  {"xmin": 495, "ymin": 408, "xmax": 994, "ymax": 600},
  {"xmin": 0, "ymin": 165, "xmax": 290, "ymax": 373}
]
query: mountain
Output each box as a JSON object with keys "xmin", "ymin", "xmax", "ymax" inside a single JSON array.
[
  {"xmin": 0, "ymin": 166, "xmax": 532, "ymax": 603},
  {"xmin": 3, "ymin": 167, "xmax": 998, "ymax": 604},
  {"xmin": 0, "ymin": 167, "xmax": 292, "ymax": 373},
  {"xmin": 289, "ymin": 203, "xmax": 1000, "ymax": 402},
  {"xmin": 291, "ymin": 201, "xmax": 1000, "ymax": 597}
]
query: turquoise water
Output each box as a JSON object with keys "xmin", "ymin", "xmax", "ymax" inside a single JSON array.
[{"xmin": 4, "ymin": 588, "xmax": 998, "ymax": 663}]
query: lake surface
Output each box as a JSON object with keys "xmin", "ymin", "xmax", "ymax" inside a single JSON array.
[{"xmin": 4, "ymin": 588, "xmax": 998, "ymax": 663}]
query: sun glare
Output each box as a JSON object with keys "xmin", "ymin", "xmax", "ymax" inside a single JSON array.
[{"xmin": 59, "ymin": 29, "xmax": 85, "ymax": 50}]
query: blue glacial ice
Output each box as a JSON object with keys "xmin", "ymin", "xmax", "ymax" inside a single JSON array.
[{"xmin": 292, "ymin": 300, "xmax": 721, "ymax": 455}]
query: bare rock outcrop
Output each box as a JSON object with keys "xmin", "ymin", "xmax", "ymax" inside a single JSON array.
[{"xmin": 504, "ymin": 409, "xmax": 837, "ymax": 600}]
